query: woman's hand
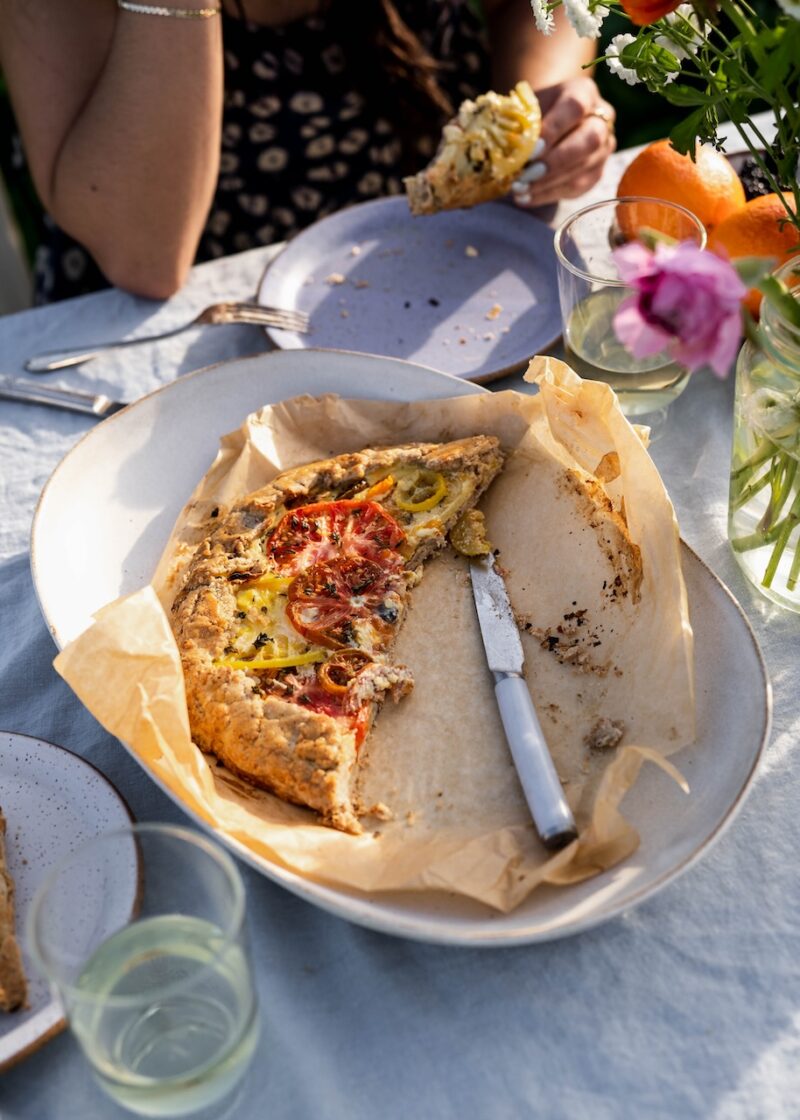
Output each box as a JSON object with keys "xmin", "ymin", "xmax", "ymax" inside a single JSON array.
[{"xmin": 511, "ymin": 77, "xmax": 616, "ymax": 208}]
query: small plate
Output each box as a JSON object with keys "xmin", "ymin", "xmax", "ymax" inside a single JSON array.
[
  {"xmin": 0, "ymin": 732, "xmax": 135, "ymax": 1071},
  {"xmin": 257, "ymin": 197, "xmax": 561, "ymax": 383},
  {"xmin": 30, "ymin": 351, "xmax": 769, "ymax": 945}
]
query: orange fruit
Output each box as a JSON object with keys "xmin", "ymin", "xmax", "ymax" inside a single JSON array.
[
  {"xmin": 616, "ymin": 139, "xmax": 746, "ymax": 235},
  {"xmin": 709, "ymin": 194, "xmax": 800, "ymax": 315}
]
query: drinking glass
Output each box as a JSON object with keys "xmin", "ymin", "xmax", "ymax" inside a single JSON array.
[
  {"xmin": 555, "ymin": 197, "xmax": 707, "ymax": 428},
  {"xmin": 28, "ymin": 823, "xmax": 259, "ymax": 1119}
]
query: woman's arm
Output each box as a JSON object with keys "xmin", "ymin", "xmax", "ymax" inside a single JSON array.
[
  {"xmin": 0, "ymin": 0, "xmax": 223, "ymax": 298},
  {"xmin": 485, "ymin": 0, "xmax": 616, "ymax": 206}
]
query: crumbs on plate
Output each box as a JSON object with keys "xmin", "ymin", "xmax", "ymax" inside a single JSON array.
[{"xmin": 465, "ymin": 245, "xmax": 480, "ymax": 258}]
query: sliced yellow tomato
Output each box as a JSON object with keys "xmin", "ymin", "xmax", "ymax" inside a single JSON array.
[
  {"xmin": 220, "ymin": 650, "xmax": 326, "ymax": 671},
  {"xmin": 395, "ymin": 470, "xmax": 447, "ymax": 512},
  {"xmin": 235, "ymin": 572, "xmax": 293, "ymax": 613},
  {"xmin": 244, "ymin": 572, "xmax": 294, "ymax": 593}
]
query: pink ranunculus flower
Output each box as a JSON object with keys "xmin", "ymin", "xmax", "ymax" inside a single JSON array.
[{"xmin": 612, "ymin": 240, "xmax": 747, "ymax": 377}]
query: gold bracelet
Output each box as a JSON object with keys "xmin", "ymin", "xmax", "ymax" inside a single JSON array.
[{"xmin": 117, "ymin": 1, "xmax": 221, "ymax": 18}]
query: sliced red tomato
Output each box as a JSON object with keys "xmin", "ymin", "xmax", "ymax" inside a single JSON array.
[
  {"xmin": 266, "ymin": 500, "xmax": 405, "ymax": 573},
  {"xmin": 264, "ymin": 666, "xmax": 370, "ymax": 746},
  {"xmin": 285, "ymin": 555, "xmax": 401, "ymax": 650}
]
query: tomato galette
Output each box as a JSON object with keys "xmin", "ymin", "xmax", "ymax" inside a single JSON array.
[
  {"xmin": 404, "ymin": 81, "xmax": 542, "ymax": 216},
  {"xmin": 0, "ymin": 808, "xmax": 27, "ymax": 1013},
  {"xmin": 170, "ymin": 437, "xmax": 504, "ymax": 832}
]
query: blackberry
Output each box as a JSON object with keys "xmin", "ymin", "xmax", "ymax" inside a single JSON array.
[{"xmin": 738, "ymin": 156, "xmax": 773, "ymax": 201}]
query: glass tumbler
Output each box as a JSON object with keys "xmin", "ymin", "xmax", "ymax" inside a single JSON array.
[
  {"xmin": 28, "ymin": 823, "xmax": 259, "ymax": 1119},
  {"xmin": 555, "ymin": 197, "xmax": 707, "ymax": 424}
]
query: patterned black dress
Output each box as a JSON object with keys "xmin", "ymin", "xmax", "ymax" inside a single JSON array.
[{"xmin": 32, "ymin": 0, "xmax": 489, "ymax": 303}]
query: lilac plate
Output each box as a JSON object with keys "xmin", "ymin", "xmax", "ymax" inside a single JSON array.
[{"xmin": 257, "ymin": 197, "xmax": 560, "ymax": 383}]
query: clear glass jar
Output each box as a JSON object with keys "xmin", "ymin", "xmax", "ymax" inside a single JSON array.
[{"xmin": 728, "ymin": 256, "xmax": 800, "ymax": 612}]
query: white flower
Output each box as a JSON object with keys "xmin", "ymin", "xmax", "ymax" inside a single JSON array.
[
  {"xmin": 562, "ymin": 0, "xmax": 608, "ymax": 38},
  {"xmin": 606, "ymin": 34, "xmax": 641, "ymax": 85},
  {"xmin": 741, "ymin": 387, "xmax": 800, "ymax": 444},
  {"xmin": 776, "ymin": 0, "xmax": 800, "ymax": 18},
  {"xmin": 530, "ymin": 0, "xmax": 555, "ymax": 34},
  {"xmin": 655, "ymin": 4, "xmax": 702, "ymax": 61}
]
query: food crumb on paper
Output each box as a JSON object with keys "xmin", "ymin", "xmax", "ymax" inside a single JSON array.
[
  {"xmin": 465, "ymin": 245, "xmax": 480, "ymax": 258},
  {"xmin": 485, "ymin": 303, "xmax": 502, "ymax": 321},
  {"xmin": 325, "ymin": 272, "xmax": 346, "ymax": 285},
  {"xmin": 586, "ymin": 718, "xmax": 625, "ymax": 751}
]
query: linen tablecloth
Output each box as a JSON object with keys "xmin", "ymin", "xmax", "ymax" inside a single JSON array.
[{"xmin": 2, "ymin": 120, "xmax": 800, "ymax": 1120}]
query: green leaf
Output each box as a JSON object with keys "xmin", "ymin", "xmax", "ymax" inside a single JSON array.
[
  {"xmin": 758, "ymin": 276, "xmax": 800, "ymax": 330},
  {"xmin": 660, "ymin": 84, "xmax": 719, "ymax": 107},
  {"xmin": 636, "ymin": 226, "xmax": 679, "ymax": 250},
  {"xmin": 619, "ymin": 37, "xmax": 680, "ymax": 90},
  {"xmin": 735, "ymin": 257, "xmax": 778, "ymax": 288},
  {"xmin": 668, "ymin": 107, "xmax": 710, "ymax": 154}
]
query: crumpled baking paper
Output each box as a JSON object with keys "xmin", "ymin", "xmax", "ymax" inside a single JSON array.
[{"xmin": 55, "ymin": 357, "xmax": 694, "ymax": 912}]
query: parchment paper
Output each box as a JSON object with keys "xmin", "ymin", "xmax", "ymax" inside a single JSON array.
[{"xmin": 55, "ymin": 358, "xmax": 694, "ymax": 912}]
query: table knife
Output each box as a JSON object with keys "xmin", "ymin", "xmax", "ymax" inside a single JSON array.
[
  {"xmin": 470, "ymin": 552, "xmax": 579, "ymax": 851},
  {"xmin": 0, "ymin": 375, "xmax": 127, "ymax": 418}
]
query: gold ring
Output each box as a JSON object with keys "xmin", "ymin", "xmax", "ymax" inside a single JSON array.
[{"xmin": 589, "ymin": 106, "xmax": 615, "ymax": 135}]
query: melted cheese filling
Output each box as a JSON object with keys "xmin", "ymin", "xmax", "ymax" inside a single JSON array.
[{"xmin": 438, "ymin": 81, "xmax": 541, "ymax": 181}]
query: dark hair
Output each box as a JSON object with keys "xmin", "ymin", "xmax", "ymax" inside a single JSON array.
[{"xmin": 329, "ymin": 0, "xmax": 454, "ymax": 169}]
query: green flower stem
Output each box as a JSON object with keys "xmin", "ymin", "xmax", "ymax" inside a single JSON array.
[
  {"xmin": 760, "ymin": 455, "xmax": 797, "ymax": 532},
  {"xmin": 731, "ymin": 436, "xmax": 783, "ymax": 482},
  {"xmin": 732, "ymin": 469, "xmax": 771, "ymax": 512},
  {"xmin": 730, "ymin": 521, "xmax": 784, "ymax": 552},
  {"xmin": 788, "ymin": 536, "xmax": 800, "ymax": 592},
  {"xmin": 718, "ymin": 0, "xmax": 768, "ymax": 69},
  {"xmin": 762, "ymin": 487, "xmax": 800, "ymax": 589}
]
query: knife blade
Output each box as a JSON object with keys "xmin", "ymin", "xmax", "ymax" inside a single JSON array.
[
  {"xmin": 470, "ymin": 552, "xmax": 578, "ymax": 851},
  {"xmin": 0, "ymin": 375, "xmax": 127, "ymax": 418}
]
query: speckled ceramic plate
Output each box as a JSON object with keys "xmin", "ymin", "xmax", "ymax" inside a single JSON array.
[
  {"xmin": 31, "ymin": 352, "xmax": 770, "ymax": 946},
  {"xmin": 0, "ymin": 732, "xmax": 135, "ymax": 1072},
  {"xmin": 257, "ymin": 197, "xmax": 561, "ymax": 383}
]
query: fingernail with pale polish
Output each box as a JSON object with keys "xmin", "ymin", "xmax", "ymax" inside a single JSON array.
[
  {"xmin": 511, "ymin": 180, "xmax": 529, "ymax": 194},
  {"xmin": 531, "ymin": 138, "xmax": 546, "ymax": 158},
  {"xmin": 519, "ymin": 161, "xmax": 547, "ymax": 184}
]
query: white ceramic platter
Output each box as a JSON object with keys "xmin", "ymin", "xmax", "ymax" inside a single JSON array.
[
  {"xmin": 0, "ymin": 732, "xmax": 135, "ymax": 1071},
  {"xmin": 31, "ymin": 351, "xmax": 769, "ymax": 946},
  {"xmin": 257, "ymin": 197, "xmax": 561, "ymax": 383}
]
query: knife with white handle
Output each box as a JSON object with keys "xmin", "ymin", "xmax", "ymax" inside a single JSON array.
[
  {"xmin": 470, "ymin": 552, "xmax": 578, "ymax": 851},
  {"xmin": 0, "ymin": 375, "xmax": 127, "ymax": 418}
]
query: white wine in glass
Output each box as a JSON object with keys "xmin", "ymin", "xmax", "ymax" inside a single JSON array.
[{"xmin": 72, "ymin": 915, "xmax": 259, "ymax": 1118}]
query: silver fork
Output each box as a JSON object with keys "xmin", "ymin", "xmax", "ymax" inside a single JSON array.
[{"xmin": 25, "ymin": 301, "xmax": 310, "ymax": 372}]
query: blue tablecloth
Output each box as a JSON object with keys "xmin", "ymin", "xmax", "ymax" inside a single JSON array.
[{"xmin": 3, "ymin": 123, "xmax": 800, "ymax": 1120}]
